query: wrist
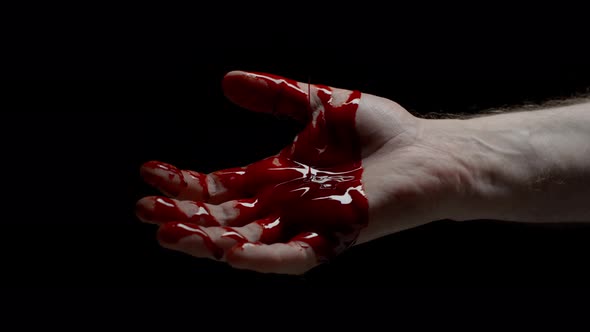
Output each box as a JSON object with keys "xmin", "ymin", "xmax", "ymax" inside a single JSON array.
[
  {"xmin": 463, "ymin": 104, "xmax": 590, "ymax": 222},
  {"xmin": 418, "ymin": 115, "xmax": 547, "ymax": 222},
  {"xmin": 422, "ymin": 103, "xmax": 590, "ymax": 223},
  {"xmin": 448, "ymin": 115, "xmax": 540, "ymax": 222}
]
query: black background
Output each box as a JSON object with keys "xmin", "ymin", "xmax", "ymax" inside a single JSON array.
[{"xmin": 2, "ymin": 6, "xmax": 590, "ymax": 292}]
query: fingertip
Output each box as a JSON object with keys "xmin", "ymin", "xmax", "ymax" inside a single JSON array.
[
  {"xmin": 157, "ymin": 222, "xmax": 224, "ymax": 260},
  {"xmin": 157, "ymin": 221, "xmax": 186, "ymax": 245},
  {"xmin": 140, "ymin": 160, "xmax": 173, "ymax": 177},
  {"xmin": 221, "ymin": 71, "xmax": 309, "ymax": 122},
  {"xmin": 221, "ymin": 70, "xmax": 248, "ymax": 88},
  {"xmin": 223, "ymin": 70, "xmax": 248, "ymax": 79},
  {"xmin": 135, "ymin": 196, "xmax": 155, "ymax": 223},
  {"xmin": 221, "ymin": 71, "xmax": 265, "ymax": 110},
  {"xmin": 139, "ymin": 160, "xmax": 187, "ymax": 197},
  {"xmin": 136, "ymin": 196, "xmax": 188, "ymax": 225}
]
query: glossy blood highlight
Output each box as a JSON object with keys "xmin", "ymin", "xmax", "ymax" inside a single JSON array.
[
  {"xmin": 217, "ymin": 73, "xmax": 369, "ymax": 261},
  {"xmin": 146, "ymin": 72, "xmax": 369, "ymax": 264},
  {"xmin": 220, "ymin": 227, "xmax": 248, "ymax": 243}
]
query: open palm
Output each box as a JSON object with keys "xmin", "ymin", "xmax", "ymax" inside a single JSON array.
[{"xmin": 136, "ymin": 71, "xmax": 470, "ymax": 274}]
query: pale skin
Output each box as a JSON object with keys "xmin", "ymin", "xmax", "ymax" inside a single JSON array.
[{"xmin": 137, "ymin": 70, "xmax": 590, "ymax": 274}]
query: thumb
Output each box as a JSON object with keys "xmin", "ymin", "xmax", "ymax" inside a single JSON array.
[{"xmin": 222, "ymin": 71, "xmax": 313, "ymax": 123}]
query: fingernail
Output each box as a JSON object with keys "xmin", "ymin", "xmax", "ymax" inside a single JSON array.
[{"xmin": 140, "ymin": 161, "xmax": 187, "ymax": 196}]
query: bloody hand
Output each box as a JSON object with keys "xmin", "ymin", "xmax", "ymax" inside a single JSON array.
[{"xmin": 136, "ymin": 71, "xmax": 475, "ymax": 274}]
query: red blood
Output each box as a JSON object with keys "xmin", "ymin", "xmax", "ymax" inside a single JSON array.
[
  {"xmin": 256, "ymin": 216, "xmax": 283, "ymax": 244},
  {"xmin": 158, "ymin": 222, "xmax": 224, "ymax": 260},
  {"xmin": 186, "ymin": 201, "xmax": 219, "ymax": 226},
  {"xmin": 211, "ymin": 167, "xmax": 249, "ymax": 196},
  {"xmin": 137, "ymin": 197, "xmax": 219, "ymax": 226},
  {"xmin": 222, "ymin": 72, "xmax": 310, "ymax": 122},
  {"xmin": 144, "ymin": 197, "xmax": 185, "ymax": 222},
  {"xmin": 216, "ymin": 74, "xmax": 367, "ymax": 261},
  {"xmin": 186, "ymin": 170, "xmax": 210, "ymax": 202},
  {"xmin": 291, "ymin": 232, "xmax": 332, "ymax": 262},
  {"xmin": 220, "ymin": 227, "xmax": 248, "ymax": 243},
  {"xmin": 141, "ymin": 161, "xmax": 187, "ymax": 196},
  {"xmin": 143, "ymin": 72, "xmax": 368, "ymax": 263},
  {"xmin": 228, "ymin": 199, "xmax": 262, "ymax": 227}
]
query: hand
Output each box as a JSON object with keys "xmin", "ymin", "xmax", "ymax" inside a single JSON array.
[{"xmin": 136, "ymin": 71, "xmax": 477, "ymax": 274}]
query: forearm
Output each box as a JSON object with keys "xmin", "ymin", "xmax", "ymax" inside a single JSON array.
[{"xmin": 429, "ymin": 101, "xmax": 590, "ymax": 223}]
